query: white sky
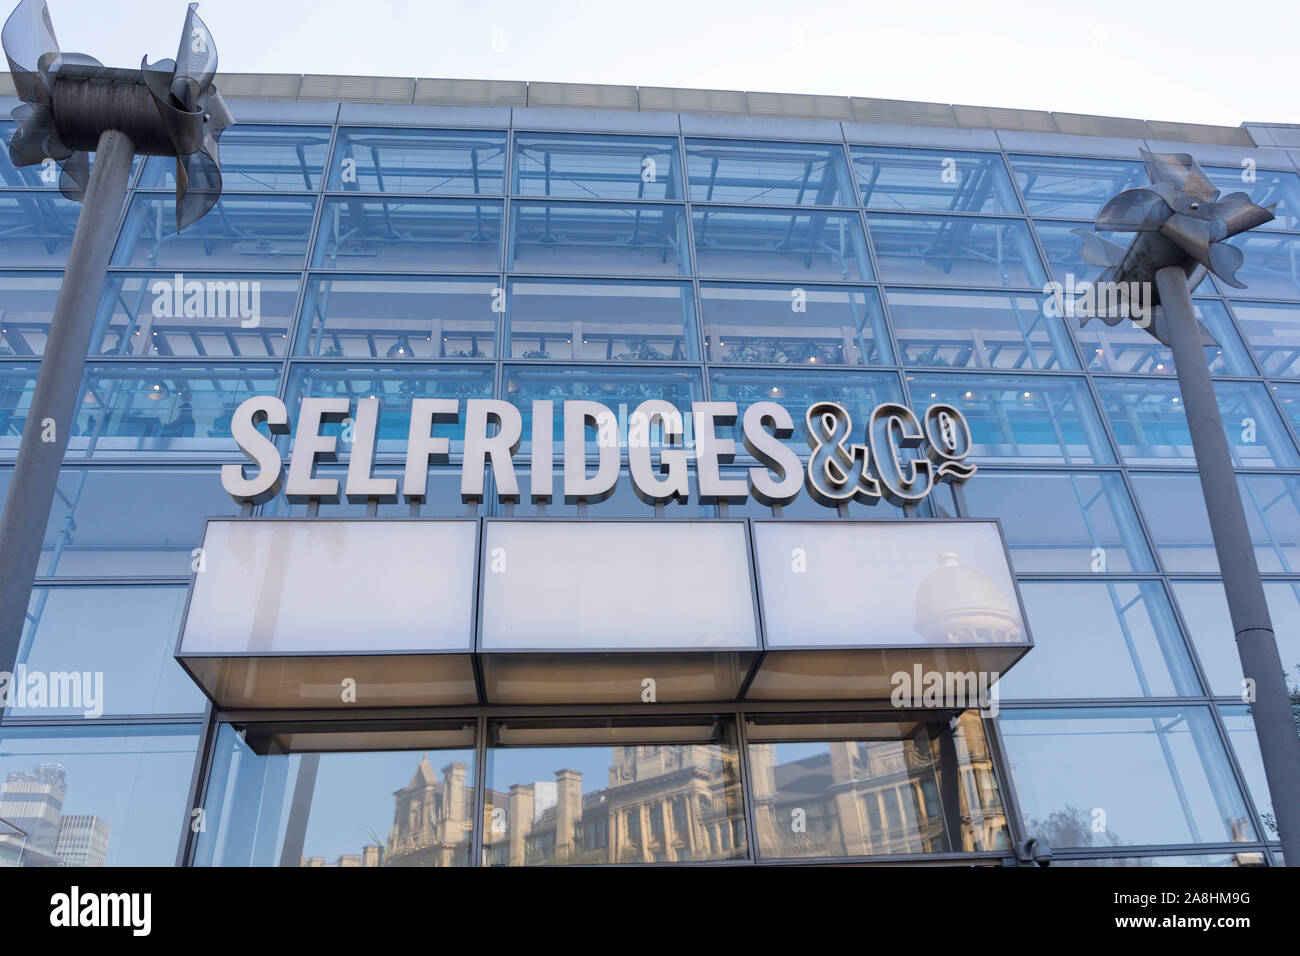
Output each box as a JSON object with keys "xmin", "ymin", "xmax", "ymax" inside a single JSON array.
[{"xmin": 33, "ymin": 0, "xmax": 1300, "ymax": 128}]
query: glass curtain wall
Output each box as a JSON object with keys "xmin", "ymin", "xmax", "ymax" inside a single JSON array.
[{"xmin": 0, "ymin": 112, "xmax": 1296, "ymax": 866}]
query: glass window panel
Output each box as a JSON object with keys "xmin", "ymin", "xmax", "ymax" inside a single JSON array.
[
  {"xmin": 0, "ymin": 724, "xmax": 199, "ymax": 866},
  {"xmin": 194, "ymin": 722, "xmax": 477, "ymax": 867},
  {"xmin": 1274, "ymin": 382, "xmax": 1300, "ymax": 441},
  {"xmin": 313, "ymin": 196, "xmax": 502, "ymax": 272},
  {"xmin": 285, "ymin": 364, "xmax": 494, "ymax": 456},
  {"xmin": 1204, "ymin": 165, "xmax": 1300, "ymax": 233},
  {"xmin": 1172, "ymin": 580, "xmax": 1300, "ymax": 698},
  {"xmin": 1035, "ymin": 219, "xmax": 1218, "ymax": 294},
  {"xmin": 709, "ymin": 368, "xmax": 903, "ymax": 456},
  {"xmin": 141, "ymin": 124, "xmax": 331, "ymax": 191},
  {"xmin": 96, "ymin": 273, "xmax": 299, "ymax": 359},
  {"xmin": 867, "ymin": 214, "xmax": 1045, "ymax": 287},
  {"xmin": 0, "ymin": 363, "xmax": 39, "ymax": 457},
  {"xmin": 745, "ymin": 712, "xmax": 1007, "ymax": 858},
  {"xmin": 887, "ymin": 287, "xmax": 1077, "ymax": 371},
  {"xmin": 853, "ymin": 146, "xmax": 1020, "ymax": 214},
  {"xmin": 1228, "ymin": 300, "xmax": 1300, "ymax": 377},
  {"xmin": 1077, "ymin": 298, "xmax": 1253, "ymax": 375},
  {"xmin": 1004, "ymin": 581, "xmax": 1200, "ymax": 699},
  {"xmin": 1096, "ymin": 378, "xmax": 1298, "ymax": 467},
  {"xmin": 1219, "ymin": 706, "xmax": 1289, "ymax": 843},
  {"xmin": 1010, "ymin": 154, "xmax": 1146, "ymax": 220},
  {"xmin": 959, "ymin": 470, "xmax": 1153, "ymax": 572},
  {"xmin": 113, "ymin": 194, "xmax": 316, "ymax": 269},
  {"xmin": 906, "ymin": 373, "xmax": 1113, "ymax": 464},
  {"xmin": 510, "ymin": 200, "xmax": 687, "ymax": 276},
  {"xmin": 329, "ymin": 127, "xmax": 506, "ymax": 195},
  {"xmin": 507, "ymin": 278, "xmax": 697, "ymax": 361},
  {"xmin": 512, "ymin": 133, "xmax": 680, "ymax": 201},
  {"xmin": 15, "ymin": 586, "xmax": 204, "ymax": 716},
  {"xmin": 61, "ymin": 364, "xmax": 281, "ymax": 459},
  {"xmin": 702, "ymin": 283, "xmax": 890, "ymax": 366},
  {"xmin": 1238, "ymin": 473, "xmax": 1300, "ymax": 571},
  {"xmin": 483, "ymin": 718, "xmax": 745, "ymax": 865},
  {"xmin": 0, "ymin": 366, "xmax": 279, "ymax": 461},
  {"xmin": 1219, "ymin": 232, "xmax": 1300, "ymax": 300},
  {"xmin": 0, "ymin": 272, "xmax": 61, "ymax": 357},
  {"xmin": 1132, "ymin": 473, "xmax": 1300, "ymax": 574},
  {"xmin": 0, "ymin": 190, "xmax": 85, "ymax": 266},
  {"xmin": 693, "ymin": 207, "xmax": 871, "ymax": 281},
  {"xmin": 297, "ymin": 275, "xmax": 497, "ymax": 359},
  {"xmin": 687, "ymin": 139, "xmax": 851, "ymax": 206},
  {"xmin": 1000, "ymin": 706, "xmax": 1255, "ymax": 848},
  {"xmin": 34, "ymin": 466, "xmax": 238, "ymax": 576},
  {"xmin": 502, "ymin": 364, "xmax": 702, "ymax": 455}
]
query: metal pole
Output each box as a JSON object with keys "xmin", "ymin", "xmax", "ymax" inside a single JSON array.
[
  {"xmin": 1156, "ymin": 264, "xmax": 1300, "ymax": 864},
  {"xmin": 0, "ymin": 128, "xmax": 134, "ymax": 677}
]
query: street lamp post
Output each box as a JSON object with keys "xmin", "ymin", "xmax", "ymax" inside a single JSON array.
[
  {"xmin": 0, "ymin": 0, "xmax": 231, "ymax": 679},
  {"xmin": 1082, "ymin": 150, "xmax": 1300, "ymax": 864}
]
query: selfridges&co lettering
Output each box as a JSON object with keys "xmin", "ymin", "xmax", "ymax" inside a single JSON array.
[{"xmin": 219, "ymin": 396, "xmax": 976, "ymax": 509}]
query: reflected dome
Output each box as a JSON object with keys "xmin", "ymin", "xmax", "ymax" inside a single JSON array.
[{"xmin": 913, "ymin": 552, "xmax": 1021, "ymax": 643}]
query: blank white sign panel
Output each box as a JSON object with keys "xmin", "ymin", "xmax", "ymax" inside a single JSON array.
[
  {"xmin": 753, "ymin": 520, "xmax": 1026, "ymax": 648},
  {"xmin": 480, "ymin": 521, "xmax": 758, "ymax": 650},
  {"xmin": 180, "ymin": 520, "xmax": 477, "ymax": 654}
]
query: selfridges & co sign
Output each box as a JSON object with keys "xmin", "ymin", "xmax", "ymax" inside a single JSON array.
[{"xmin": 219, "ymin": 397, "xmax": 977, "ymax": 509}]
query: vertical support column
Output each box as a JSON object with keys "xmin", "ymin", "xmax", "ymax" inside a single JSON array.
[
  {"xmin": 1157, "ymin": 265, "xmax": 1300, "ymax": 864},
  {"xmin": 934, "ymin": 720, "xmax": 966, "ymax": 853},
  {"xmin": 277, "ymin": 753, "xmax": 321, "ymax": 867},
  {"xmin": 0, "ymin": 129, "xmax": 135, "ymax": 672}
]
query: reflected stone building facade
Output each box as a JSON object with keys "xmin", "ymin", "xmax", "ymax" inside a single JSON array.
[
  {"xmin": 750, "ymin": 713, "xmax": 1007, "ymax": 858},
  {"xmin": 385, "ymin": 757, "xmax": 475, "ymax": 868},
  {"xmin": 486, "ymin": 746, "xmax": 746, "ymax": 865}
]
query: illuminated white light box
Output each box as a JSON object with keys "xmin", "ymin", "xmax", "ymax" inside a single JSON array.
[
  {"xmin": 175, "ymin": 517, "xmax": 1031, "ymax": 708},
  {"xmin": 479, "ymin": 520, "xmax": 759, "ymax": 651},
  {"xmin": 477, "ymin": 520, "xmax": 760, "ymax": 703},
  {"xmin": 177, "ymin": 519, "xmax": 477, "ymax": 708},
  {"xmin": 746, "ymin": 520, "xmax": 1031, "ymax": 700}
]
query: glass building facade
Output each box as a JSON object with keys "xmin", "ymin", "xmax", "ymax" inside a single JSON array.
[{"xmin": 0, "ymin": 82, "xmax": 1297, "ymax": 868}]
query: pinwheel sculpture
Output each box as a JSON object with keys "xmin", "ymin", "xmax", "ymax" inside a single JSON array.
[
  {"xmin": 1086, "ymin": 150, "xmax": 1300, "ymax": 864},
  {"xmin": 3, "ymin": 0, "xmax": 232, "ymax": 227},
  {"xmin": 0, "ymin": 0, "xmax": 234, "ymax": 666},
  {"xmin": 1072, "ymin": 149, "xmax": 1275, "ymax": 346}
]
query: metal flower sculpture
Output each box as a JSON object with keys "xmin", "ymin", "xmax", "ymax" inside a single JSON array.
[
  {"xmin": 1071, "ymin": 149, "xmax": 1275, "ymax": 346},
  {"xmin": 2, "ymin": 0, "xmax": 231, "ymax": 228}
]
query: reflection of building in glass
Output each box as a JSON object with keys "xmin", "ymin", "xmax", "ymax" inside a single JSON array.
[
  {"xmin": 0, "ymin": 764, "xmax": 111, "ymax": 867},
  {"xmin": 302, "ymin": 846, "xmax": 382, "ymax": 867},
  {"xmin": 485, "ymin": 745, "xmax": 745, "ymax": 865},
  {"xmin": 384, "ymin": 756, "xmax": 476, "ymax": 867},
  {"xmin": 54, "ymin": 815, "xmax": 111, "ymax": 868},
  {"xmin": 750, "ymin": 714, "xmax": 1007, "ymax": 858},
  {"xmin": 914, "ymin": 552, "xmax": 1022, "ymax": 643},
  {"xmin": 0, "ymin": 764, "xmax": 64, "ymax": 867},
  {"xmin": 0, "ymin": 819, "xmax": 24, "ymax": 868}
]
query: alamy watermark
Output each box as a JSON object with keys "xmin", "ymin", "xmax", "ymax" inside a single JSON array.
[
  {"xmin": 890, "ymin": 665, "xmax": 999, "ymax": 717},
  {"xmin": 151, "ymin": 273, "xmax": 261, "ymax": 328},
  {"xmin": 50, "ymin": 886, "xmax": 150, "ymax": 936},
  {"xmin": 0, "ymin": 667, "xmax": 103, "ymax": 717},
  {"xmin": 1042, "ymin": 274, "xmax": 1152, "ymax": 328}
]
